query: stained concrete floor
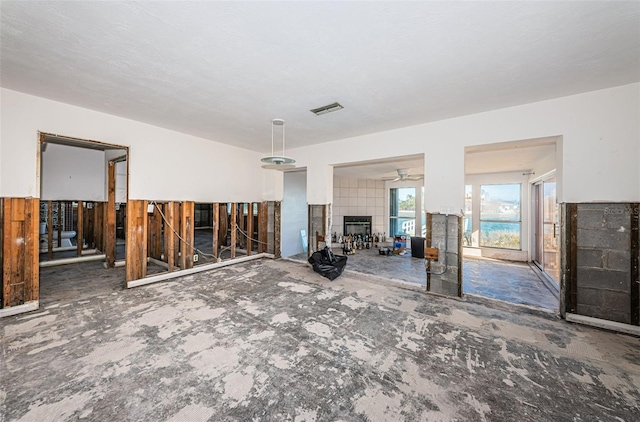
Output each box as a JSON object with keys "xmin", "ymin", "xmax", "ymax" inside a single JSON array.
[
  {"xmin": 2, "ymin": 258, "xmax": 640, "ymax": 421},
  {"xmin": 290, "ymin": 248, "xmax": 558, "ymax": 312}
]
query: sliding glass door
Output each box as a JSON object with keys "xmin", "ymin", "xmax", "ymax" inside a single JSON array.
[{"xmin": 533, "ymin": 178, "xmax": 559, "ymax": 286}]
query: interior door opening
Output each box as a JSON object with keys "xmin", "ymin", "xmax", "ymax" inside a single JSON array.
[{"xmin": 38, "ymin": 132, "xmax": 129, "ymax": 306}]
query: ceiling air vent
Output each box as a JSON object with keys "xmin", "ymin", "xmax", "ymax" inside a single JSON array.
[{"xmin": 310, "ymin": 102, "xmax": 344, "ymax": 116}]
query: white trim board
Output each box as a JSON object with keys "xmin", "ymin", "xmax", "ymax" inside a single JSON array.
[
  {"xmin": 127, "ymin": 253, "xmax": 274, "ymax": 288},
  {"xmin": 566, "ymin": 313, "xmax": 640, "ymax": 337},
  {"xmin": 0, "ymin": 301, "xmax": 39, "ymax": 318}
]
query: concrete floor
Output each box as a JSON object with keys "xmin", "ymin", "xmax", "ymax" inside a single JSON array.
[
  {"xmin": 291, "ymin": 248, "xmax": 558, "ymax": 312},
  {"xmin": 2, "ymin": 258, "xmax": 639, "ymax": 421}
]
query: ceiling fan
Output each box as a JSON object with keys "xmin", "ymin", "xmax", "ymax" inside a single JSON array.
[{"xmin": 383, "ymin": 168, "xmax": 424, "ymax": 182}]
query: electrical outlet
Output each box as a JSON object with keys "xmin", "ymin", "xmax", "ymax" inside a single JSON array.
[{"xmin": 193, "ymin": 254, "xmax": 199, "ymax": 262}]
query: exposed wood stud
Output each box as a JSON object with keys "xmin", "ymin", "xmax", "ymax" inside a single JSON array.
[
  {"xmin": 164, "ymin": 202, "xmax": 175, "ymax": 272},
  {"xmin": 212, "ymin": 203, "xmax": 220, "ymax": 258},
  {"xmin": 147, "ymin": 203, "xmax": 163, "ymax": 260},
  {"xmin": 106, "ymin": 162, "xmax": 116, "ymax": 268},
  {"xmin": 57, "ymin": 201, "xmax": 62, "ymax": 248},
  {"xmin": 2, "ymin": 198, "xmax": 39, "ymax": 308},
  {"xmin": 93, "ymin": 202, "xmax": 105, "ymax": 253},
  {"xmin": 247, "ymin": 203, "xmax": 254, "ymax": 256},
  {"xmin": 180, "ymin": 202, "xmax": 195, "ymax": 270},
  {"xmin": 259, "ymin": 202, "xmax": 268, "ymax": 254},
  {"xmin": 77, "ymin": 200, "xmax": 84, "ymax": 257},
  {"xmin": 47, "ymin": 200, "xmax": 53, "ymax": 261},
  {"xmin": 237, "ymin": 203, "xmax": 245, "ymax": 249},
  {"xmin": 630, "ymin": 203, "xmax": 639, "ymax": 326},
  {"xmin": 84, "ymin": 203, "xmax": 95, "ymax": 250},
  {"xmin": 218, "ymin": 204, "xmax": 228, "ymax": 251},
  {"xmin": 24, "ymin": 199, "xmax": 39, "ymax": 303},
  {"xmin": 230, "ymin": 203, "xmax": 237, "ymax": 258},
  {"xmin": 125, "ymin": 200, "xmax": 148, "ymax": 282}
]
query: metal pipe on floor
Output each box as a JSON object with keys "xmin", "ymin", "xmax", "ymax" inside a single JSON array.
[
  {"xmin": 148, "ymin": 257, "xmax": 179, "ymax": 270},
  {"xmin": 40, "ymin": 254, "xmax": 107, "ymax": 268},
  {"xmin": 127, "ymin": 253, "xmax": 273, "ymax": 289},
  {"xmin": 39, "ymin": 246, "xmax": 97, "ymax": 254}
]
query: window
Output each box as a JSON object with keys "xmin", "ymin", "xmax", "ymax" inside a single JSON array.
[
  {"xmin": 479, "ymin": 184, "xmax": 521, "ymax": 249},
  {"xmin": 389, "ymin": 187, "xmax": 415, "ymax": 237}
]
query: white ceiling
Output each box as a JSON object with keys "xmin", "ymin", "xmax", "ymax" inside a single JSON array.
[
  {"xmin": 465, "ymin": 137, "xmax": 558, "ymax": 175},
  {"xmin": 330, "ymin": 135, "xmax": 557, "ymax": 180},
  {"xmin": 333, "ymin": 155, "xmax": 424, "ymax": 180},
  {"xmin": 1, "ymin": 2, "xmax": 638, "ymax": 154}
]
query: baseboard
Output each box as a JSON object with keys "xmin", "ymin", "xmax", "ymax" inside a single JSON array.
[
  {"xmin": 566, "ymin": 313, "xmax": 640, "ymax": 336},
  {"xmin": 0, "ymin": 301, "xmax": 39, "ymax": 318}
]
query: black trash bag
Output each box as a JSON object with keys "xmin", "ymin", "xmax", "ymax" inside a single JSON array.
[{"xmin": 308, "ymin": 247, "xmax": 348, "ymax": 281}]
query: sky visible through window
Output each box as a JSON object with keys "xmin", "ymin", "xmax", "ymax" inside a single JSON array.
[{"xmin": 482, "ymin": 184, "xmax": 519, "ymax": 203}]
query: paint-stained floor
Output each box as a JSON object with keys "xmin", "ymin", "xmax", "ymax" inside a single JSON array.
[
  {"xmin": 2, "ymin": 258, "xmax": 639, "ymax": 421},
  {"xmin": 291, "ymin": 248, "xmax": 558, "ymax": 311}
]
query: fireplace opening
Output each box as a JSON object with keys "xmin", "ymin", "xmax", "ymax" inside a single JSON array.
[{"xmin": 343, "ymin": 216, "xmax": 372, "ymax": 237}]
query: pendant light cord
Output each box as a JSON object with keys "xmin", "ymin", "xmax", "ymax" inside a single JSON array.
[{"xmin": 271, "ymin": 120, "xmax": 275, "ymax": 156}]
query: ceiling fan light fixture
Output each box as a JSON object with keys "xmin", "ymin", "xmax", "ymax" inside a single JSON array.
[
  {"xmin": 261, "ymin": 118, "xmax": 296, "ymax": 170},
  {"xmin": 382, "ymin": 168, "xmax": 424, "ymax": 182}
]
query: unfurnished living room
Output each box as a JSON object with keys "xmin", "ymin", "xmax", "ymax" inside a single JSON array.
[{"xmin": 1, "ymin": 1, "xmax": 639, "ymax": 421}]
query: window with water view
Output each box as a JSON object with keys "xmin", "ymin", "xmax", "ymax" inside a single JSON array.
[{"xmin": 479, "ymin": 184, "xmax": 521, "ymax": 249}]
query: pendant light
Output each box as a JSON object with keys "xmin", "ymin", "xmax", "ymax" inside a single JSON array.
[{"xmin": 261, "ymin": 118, "xmax": 296, "ymax": 170}]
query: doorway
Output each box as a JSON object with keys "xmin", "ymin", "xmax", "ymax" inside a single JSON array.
[
  {"xmin": 532, "ymin": 176, "xmax": 560, "ymax": 289},
  {"xmin": 462, "ymin": 137, "xmax": 560, "ymax": 311},
  {"xmin": 38, "ymin": 133, "xmax": 129, "ymax": 306}
]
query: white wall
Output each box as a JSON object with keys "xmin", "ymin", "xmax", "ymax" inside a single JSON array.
[
  {"xmin": 281, "ymin": 171, "xmax": 307, "ymax": 257},
  {"xmin": 0, "ymin": 88, "xmax": 271, "ymax": 202},
  {"xmin": 41, "ymin": 143, "xmax": 106, "ymax": 201},
  {"xmin": 288, "ymin": 83, "xmax": 640, "ymax": 211},
  {"xmin": 115, "ymin": 161, "xmax": 127, "ymax": 203}
]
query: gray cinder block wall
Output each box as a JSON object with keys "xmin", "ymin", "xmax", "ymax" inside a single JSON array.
[
  {"xmin": 308, "ymin": 204, "xmax": 327, "ymax": 255},
  {"xmin": 427, "ymin": 214, "xmax": 462, "ymax": 297},
  {"xmin": 567, "ymin": 203, "xmax": 640, "ymax": 325}
]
